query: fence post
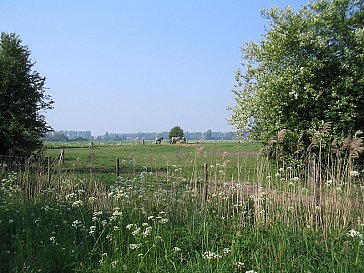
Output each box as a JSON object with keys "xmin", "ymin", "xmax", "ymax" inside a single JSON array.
[
  {"xmin": 309, "ymin": 153, "xmax": 320, "ymax": 207},
  {"xmin": 59, "ymin": 149, "xmax": 65, "ymax": 165},
  {"xmin": 315, "ymin": 173, "xmax": 321, "ymax": 208},
  {"xmin": 308, "ymin": 153, "xmax": 316, "ymax": 188},
  {"xmin": 116, "ymin": 158, "xmax": 120, "ymax": 178},
  {"xmin": 47, "ymin": 157, "xmax": 51, "ymax": 186},
  {"xmin": 309, "ymin": 153, "xmax": 322, "ymax": 226},
  {"xmin": 203, "ymin": 163, "xmax": 208, "ymax": 202}
]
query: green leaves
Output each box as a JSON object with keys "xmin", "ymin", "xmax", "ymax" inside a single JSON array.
[
  {"xmin": 169, "ymin": 126, "xmax": 184, "ymax": 139},
  {"xmin": 0, "ymin": 33, "xmax": 53, "ymax": 157},
  {"xmin": 229, "ymin": 0, "xmax": 364, "ymax": 143}
]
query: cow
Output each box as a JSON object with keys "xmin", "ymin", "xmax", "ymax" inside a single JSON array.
[
  {"xmin": 171, "ymin": 136, "xmax": 186, "ymax": 144},
  {"xmin": 155, "ymin": 137, "xmax": 163, "ymax": 144}
]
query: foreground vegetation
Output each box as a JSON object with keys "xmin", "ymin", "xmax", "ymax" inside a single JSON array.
[{"xmin": 1, "ymin": 142, "xmax": 364, "ymax": 272}]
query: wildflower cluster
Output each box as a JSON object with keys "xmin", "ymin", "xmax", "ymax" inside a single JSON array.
[
  {"xmin": 202, "ymin": 251, "xmax": 222, "ymax": 260},
  {"xmin": 347, "ymin": 228, "xmax": 364, "ymax": 245},
  {"xmin": 0, "ymin": 172, "xmax": 20, "ymax": 197}
]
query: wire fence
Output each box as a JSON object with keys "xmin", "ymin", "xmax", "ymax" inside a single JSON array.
[{"xmin": 0, "ymin": 153, "xmax": 260, "ymax": 186}]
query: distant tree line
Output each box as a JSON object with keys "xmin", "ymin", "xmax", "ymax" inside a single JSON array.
[
  {"xmin": 44, "ymin": 130, "xmax": 244, "ymax": 142},
  {"xmin": 94, "ymin": 130, "xmax": 240, "ymax": 141},
  {"xmin": 44, "ymin": 130, "xmax": 92, "ymax": 141}
]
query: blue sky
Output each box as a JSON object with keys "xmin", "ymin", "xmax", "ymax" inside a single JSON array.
[{"xmin": 1, "ymin": 0, "xmax": 307, "ymax": 136}]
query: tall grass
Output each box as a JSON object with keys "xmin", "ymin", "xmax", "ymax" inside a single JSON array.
[{"xmin": 0, "ymin": 141, "xmax": 363, "ymax": 272}]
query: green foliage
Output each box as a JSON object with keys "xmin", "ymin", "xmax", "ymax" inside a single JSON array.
[
  {"xmin": 169, "ymin": 125, "xmax": 184, "ymax": 139},
  {"xmin": 46, "ymin": 133, "xmax": 69, "ymax": 142},
  {"xmin": 1, "ymin": 157, "xmax": 364, "ymax": 272},
  {"xmin": 228, "ymin": 0, "xmax": 364, "ymax": 142},
  {"xmin": 205, "ymin": 129, "xmax": 213, "ymax": 140},
  {"xmin": 0, "ymin": 33, "xmax": 53, "ymax": 157}
]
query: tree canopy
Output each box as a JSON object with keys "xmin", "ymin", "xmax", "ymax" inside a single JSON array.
[
  {"xmin": 169, "ymin": 126, "xmax": 184, "ymax": 139},
  {"xmin": 0, "ymin": 33, "xmax": 53, "ymax": 157},
  {"xmin": 228, "ymin": 0, "xmax": 364, "ymax": 143}
]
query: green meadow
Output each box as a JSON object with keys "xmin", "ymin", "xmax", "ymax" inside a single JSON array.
[
  {"xmin": 44, "ymin": 141, "xmax": 262, "ymax": 183},
  {"xmin": 1, "ymin": 141, "xmax": 364, "ymax": 272}
]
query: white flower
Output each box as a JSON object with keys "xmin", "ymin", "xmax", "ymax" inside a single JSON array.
[
  {"xmin": 111, "ymin": 260, "xmax": 118, "ymax": 268},
  {"xmin": 202, "ymin": 251, "xmax": 221, "ymax": 260},
  {"xmin": 143, "ymin": 227, "xmax": 152, "ymax": 237},
  {"xmin": 348, "ymin": 229, "xmax": 363, "ymax": 238},
  {"xmin": 223, "ymin": 248, "xmax": 231, "ymax": 254},
  {"xmin": 236, "ymin": 262, "xmax": 245, "ymax": 269},
  {"xmin": 72, "ymin": 220, "xmax": 81, "ymax": 228},
  {"xmin": 132, "ymin": 227, "xmax": 141, "ymax": 236},
  {"xmin": 50, "ymin": 236, "xmax": 56, "ymax": 243},
  {"xmin": 65, "ymin": 193, "xmax": 76, "ymax": 200},
  {"xmin": 290, "ymin": 177, "xmax": 300, "ymax": 182},
  {"xmin": 129, "ymin": 243, "xmax": 141, "ymax": 250},
  {"xmin": 173, "ymin": 246, "xmax": 181, "ymax": 252},
  {"xmin": 350, "ymin": 171, "xmax": 359, "ymax": 177},
  {"xmin": 126, "ymin": 224, "xmax": 136, "ymax": 230},
  {"xmin": 159, "ymin": 218, "xmax": 169, "ymax": 224},
  {"xmin": 72, "ymin": 200, "xmax": 83, "ymax": 208},
  {"xmin": 89, "ymin": 226, "xmax": 96, "ymax": 235},
  {"xmin": 88, "ymin": 196, "xmax": 97, "ymax": 203},
  {"xmin": 93, "ymin": 211, "xmax": 103, "ymax": 217},
  {"xmin": 155, "ymin": 235, "xmax": 163, "ymax": 241},
  {"xmin": 112, "ymin": 210, "xmax": 122, "ymax": 217}
]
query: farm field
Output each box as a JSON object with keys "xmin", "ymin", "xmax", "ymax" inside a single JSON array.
[
  {"xmin": 44, "ymin": 141, "xmax": 263, "ymax": 184},
  {"xmin": 1, "ymin": 141, "xmax": 364, "ymax": 272}
]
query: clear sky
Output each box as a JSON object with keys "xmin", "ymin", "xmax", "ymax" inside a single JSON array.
[{"xmin": 1, "ymin": 0, "xmax": 307, "ymax": 136}]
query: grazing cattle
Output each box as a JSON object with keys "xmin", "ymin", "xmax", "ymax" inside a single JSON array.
[
  {"xmin": 155, "ymin": 137, "xmax": 163, "ymax": 144},
  {"xmin": 171, "ymin": 136, "xmax": 186, "ymax": 144}
]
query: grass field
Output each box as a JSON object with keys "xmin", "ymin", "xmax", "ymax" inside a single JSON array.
[
  {"xmin": 1, "ymin": 141, "xmax": 364, "ymax": 272},
  {"xmin": 44, "ymin": 141, "xmax": 263, "ymax": 185}
]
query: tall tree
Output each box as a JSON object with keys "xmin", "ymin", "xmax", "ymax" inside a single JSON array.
[
  {"xmin": 169, "ymin": 125, "xmax": 184, "ymax": 139},
  {"xmin": 205, "ymin": 129, "xmax": 213, "ymax": 140},
  {"xmin": 228, "ymin": 0, "xmax": 364, "ymax": 143},
  {"xmin": 0, "ymin": 33, "xmax": 53, "ymax": 157}
]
